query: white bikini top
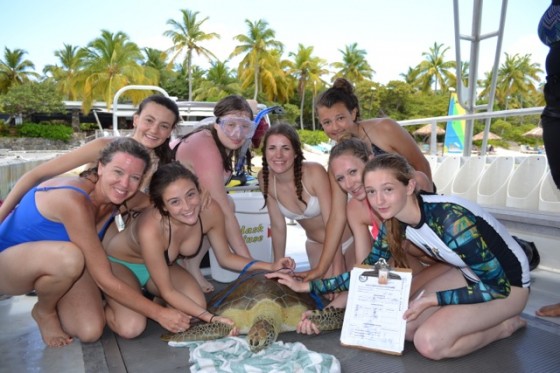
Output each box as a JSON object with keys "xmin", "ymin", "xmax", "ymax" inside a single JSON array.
[{"xmin": 273, "ymin": 176, "xmax": 321, "ymax": 221}]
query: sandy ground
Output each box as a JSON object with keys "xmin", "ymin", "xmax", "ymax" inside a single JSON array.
[{"xmin": 0, "ymin": 149, "xmax": 69, "ymax": 165}]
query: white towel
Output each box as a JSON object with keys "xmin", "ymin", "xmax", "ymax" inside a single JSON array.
[{"xmin": 169, "ymin": 336, "xmax": 341, "ymax": 373}]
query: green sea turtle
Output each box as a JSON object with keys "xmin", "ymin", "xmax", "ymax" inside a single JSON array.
[{"xmin": 161, "ymin": 272, "xmax": 344, "ymax": 352}]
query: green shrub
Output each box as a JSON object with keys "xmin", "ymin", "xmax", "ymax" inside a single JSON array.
[
  {"xmin": 80, "ymin": 122, "xmax": 99, "ymax": 131},
  {"xmin": 297, "ymin": 129, "xmax": 329, "ymax": 145},
  {"xmin": 19, "ymin": 122, "xmax": 73, "ymax": 141},
  {"xmin": 0, "ymin": 121, "xmax": 13, "ymax": 136}
]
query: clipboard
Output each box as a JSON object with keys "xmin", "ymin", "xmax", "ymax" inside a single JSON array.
[{"xmin": 340, "ymin": 260, "xmax": 412, "ymax": 355}]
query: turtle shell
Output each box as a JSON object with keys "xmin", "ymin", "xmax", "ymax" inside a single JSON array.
[{"xmin": 208, "ymin": 272, "xmax": 317, "ymax": 333}]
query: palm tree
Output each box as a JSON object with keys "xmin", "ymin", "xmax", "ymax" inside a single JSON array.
[
  {"xmin": 142, "ymin": 48, "xmax": 168, "ymax": 72},
  {"xmin": 230, "ymin": 19, "xmax": 284, "ymax": 100},
  {"xmin": 416, "ymin": 42, "xmax": 456, "ymax": 92},
  {"xmin": 495, "ymin": 53, "xmax": 542, "ymax": 110},
  {"xmin": 0, "ymin": 47, "xmax": 39, "ymax": 94},
  {"xmin": 331, "ymin": 43, "xmax": 374, "ymax": 83},
  {"xmin": 164, "ymin": 9, "xmax": 219, "ymax": 101},
  {"xmin": 142, "ymin": 47, "xmax": 172, "ymax": 87},
  {"xmin": 80, "ymin": 30, "xmax": 154, "ymax": 113},
  {"xmin": 400, "ymin": 67, "xmax": 421, "ymax": 86},
  {"xmin": 193, "ymin": 60, "xmax": 240, "ymax": 101},
  {"xmin": 43, "ymin": 44, "xmax": 86, "ymax": 101},
  {"xmin": 287, "ymin": 44, "xmax": 328, "ymax": 129}
]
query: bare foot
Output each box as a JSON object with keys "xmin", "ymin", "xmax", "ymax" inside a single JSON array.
[
  {"xmin": 192, "ymin": 270, "xmax": 214, "ymax": 293},
  {"xmin": 536, "ymin": 303, "xmax": 560, "ymax": 317},
  {"xmin": 31, "ymin": 303, "xmax": 73, "ymax": 347},
  {"xmin": 177, "ymin": 258, "xmax": 214, "ymax": 293},
  {"xmin": 501, "ymin": 316, "xmax": 527, "ymax": 338}
]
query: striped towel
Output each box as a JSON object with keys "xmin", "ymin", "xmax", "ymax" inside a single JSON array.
[{"xmin": 169, "ymin": 336, "xmax": 341, "ymax": 373}]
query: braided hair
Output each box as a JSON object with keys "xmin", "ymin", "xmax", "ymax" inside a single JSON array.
[{"xmin": 260, "ymin": 123, "xmax": 306, "ymax": 208}]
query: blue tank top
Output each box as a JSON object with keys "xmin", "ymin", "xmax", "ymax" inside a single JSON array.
[{"xmin": 0, "ymin": 186, "xmax": 115, "ymax": 252}]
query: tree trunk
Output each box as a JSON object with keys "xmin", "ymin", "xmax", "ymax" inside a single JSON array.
[
  {"xmin": 299, "ymin": 89, "xmax": 305, "ymax": 130},
  {"xmin": 71, "ymin": 110, "xmax": 81, "ymax": 132}
]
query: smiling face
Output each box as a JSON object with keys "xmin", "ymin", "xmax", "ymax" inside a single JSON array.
[
  {"xmin": 98, "ymin": 152, "xmax": 146, "ymax": 205},
  {"xmin": 214, "ymin": 111, "xmax": 254, "ymax": 150},
  {"xmin": 162, "ymin": 178, "xmax": 201, "ymax": 226},
  {"xmin": 317, "ymin": 102, "xmax": 358, "ymax": 141},
  {"xmin": 330, "ymin": 153, "xmax": 368, "ymax": 201},
  {"xmin": 363, "ymin": 168, "xmax": 414, "ymax": 221},
  {"xmin": 132, "ymin": 102, "xmax": 176, "ymax": 150},
  {"xmin": 264, "ymin": 134, "xmax": 297, "ymax": 175}
]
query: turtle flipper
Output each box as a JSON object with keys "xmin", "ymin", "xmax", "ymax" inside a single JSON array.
[
  {"xmin": 161, "ymin": 322, "xmax": 233, "ymax": 342},
  {"xmin": 307, "ymin": 307, "xmax": 345, "ymax": 331},
  {"xmin": 247, "ymin": 318, "xmax": 278, "ymax": 353}
]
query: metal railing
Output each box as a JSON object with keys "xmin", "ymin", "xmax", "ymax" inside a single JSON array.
[{"xmin": 398, "ymin": 106, "xmax": 544, "ymax": 156}]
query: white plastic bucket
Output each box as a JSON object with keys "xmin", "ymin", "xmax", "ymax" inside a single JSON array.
[
  {"xmin": 451, "ymin": 156, "xmax": 487, "ymax": 202},
  {"xmin": 539, "ymin": 171, "xmax": 560, "ymax": 212},
  {"xmin": 432, "ymin": 155, "xmax": 462, "ymax": 195},
  {"xmin": 477, "ymin": 156, "xmax": 515, "ymax": 207},
  {"xmin": 506, "ymin": 156, "xmax": 548, "ymax": 210},
  {"xmin": 209, "ymin": 191, "xmax": 272, "ymax": 283}
]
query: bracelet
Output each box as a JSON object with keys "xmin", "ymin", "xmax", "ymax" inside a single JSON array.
[
  {"xmin": 196, "ymin": 310, "xmax": 209, "ymax": 319},
  {"xmin": 240, "ymin": 259, "xmax": 259, "ymax": 276},
  {"xmin": 210, "ymin": 315, "xmax": 216, "ymax": 323}
]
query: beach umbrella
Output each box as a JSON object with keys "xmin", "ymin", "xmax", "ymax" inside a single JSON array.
[
  {"xmin": 413, "ymin": 123, "xmax": 445, "ymax": 136},
  {"xmin": 472, "ymin": 131, "xmax": 502, "ymax": 141},
  {"xmin": 523, "ymin": 127, "xmax": 543, "ymax": 138}
]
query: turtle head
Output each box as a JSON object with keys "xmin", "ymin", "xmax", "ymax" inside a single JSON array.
[{"xmin": 247, "ymin": 318, "xmax": 278, "ymax": 353}]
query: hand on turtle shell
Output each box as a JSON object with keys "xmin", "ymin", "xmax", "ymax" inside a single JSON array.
[
  {"xmin": 158, "ymin": 308, "xmax": 191, "ymax": 333},
  {"xmin": 211, "ymin": 315, "xmax": 240, "ymax": 336},
  {"xmin": 265, "ymin": 271, "xmax": 309, "ymax": 293},
  {"xmin": 272, "ymin": 256, "xmax": 295, "ymax": 271},
  {"xmin": 300, "ymin": 265, "xmax": 327, "ymax": 282}
]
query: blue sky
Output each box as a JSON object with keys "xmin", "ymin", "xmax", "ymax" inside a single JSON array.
[{"xmin": 0, "ymin": 0, "xmax": 551, "ymax": 84}]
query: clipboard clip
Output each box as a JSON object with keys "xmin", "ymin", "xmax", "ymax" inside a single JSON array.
[{"xmin": 359, "ymin": 258, "xmax": 400, "ymax": 284}]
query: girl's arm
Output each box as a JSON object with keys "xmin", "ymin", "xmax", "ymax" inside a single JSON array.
[
  {"xmin": 346, "ymin": 199, "xmax": 374, "ymax": 264},
  {"xmin": 0, "ymin": 137, "xmax": 113, "ymax": 222},
  {"xmin": 258, "ymin": 172, "xmax": 288, "ymax": 261},
  {"xmin": 435, "ymin": 211, "xmax": 512, "ymax": 305},
  {"xmin": 203, "ymin": 203, "xmax": 293, "ymax": 272},
  {"xmin": 306, "ymin": 163, "xmax": 334, "ymax": 236},
  {"xmin": 366, "ymin": 118, "xmax": 432, "ymax": 180},
  {"xmin": 138, "ymin": 211, "xmax": 213, "ymax": 322},
  {"xmin": 54, "ymin": 191, "xmax": 190, "ymax": 333},
  {"xmin": 303, "ymin": 170, "xmax": 347, "ymax": 280}
]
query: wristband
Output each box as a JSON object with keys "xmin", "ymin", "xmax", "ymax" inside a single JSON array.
[
  {"xmin": 210, "ymin": 315, "xmax": 216, "ymax": 323},
  {"xmin": 240, "ymin": 259, "xmax": 259, "ymax": 276}
]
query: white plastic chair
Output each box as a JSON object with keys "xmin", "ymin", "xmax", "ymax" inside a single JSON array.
[
  {"xmin": 425, "ymin": 155, "xmax": 440, "ymax": 175},
  {"xmin": 539, "ymin": 171, "xmax": 560, "ymax": 213},
  {"xmin": 451, "ymin": 156, "xmax": 487, "ymax": 202},
  {"xmin": 477, "ymin": 156, "xmax": 516, "ymax": 207},
  {"xmin": 432, "ymin": 155, "xmax": 462, "ymax": 195},
  {"xmin": 506, "ymin": 156, "xmax": 548, "ymax": 210}
]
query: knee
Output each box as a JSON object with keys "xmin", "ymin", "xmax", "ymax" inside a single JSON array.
[
  {"xmin": 58, "ymin": 244, "xmax": 85, "ymax": 279},
  {"xmin": 111, "ymin": 318, "xmax": 147, "ymax": 339},
  {"xmin": 413, "ymin": 328, "xmax": 447, "ymax": 361},
  {"xmin": 74, "ymin": 319, "xmax": 105, "ymax": 343}
]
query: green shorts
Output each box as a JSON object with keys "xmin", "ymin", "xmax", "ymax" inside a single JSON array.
[{"xmin": 108, "ymin": 256, "xmax": 151, "ymax": 287}]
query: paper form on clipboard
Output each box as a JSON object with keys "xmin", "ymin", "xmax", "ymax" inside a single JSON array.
[{"xmin": 340, "ymin": 264, "xmax": 412, "ymax": 355}]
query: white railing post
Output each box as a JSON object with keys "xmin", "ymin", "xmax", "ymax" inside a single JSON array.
[{"xmin": 112, "ymin": 85, "xmax": 169, "ymax": 136}]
